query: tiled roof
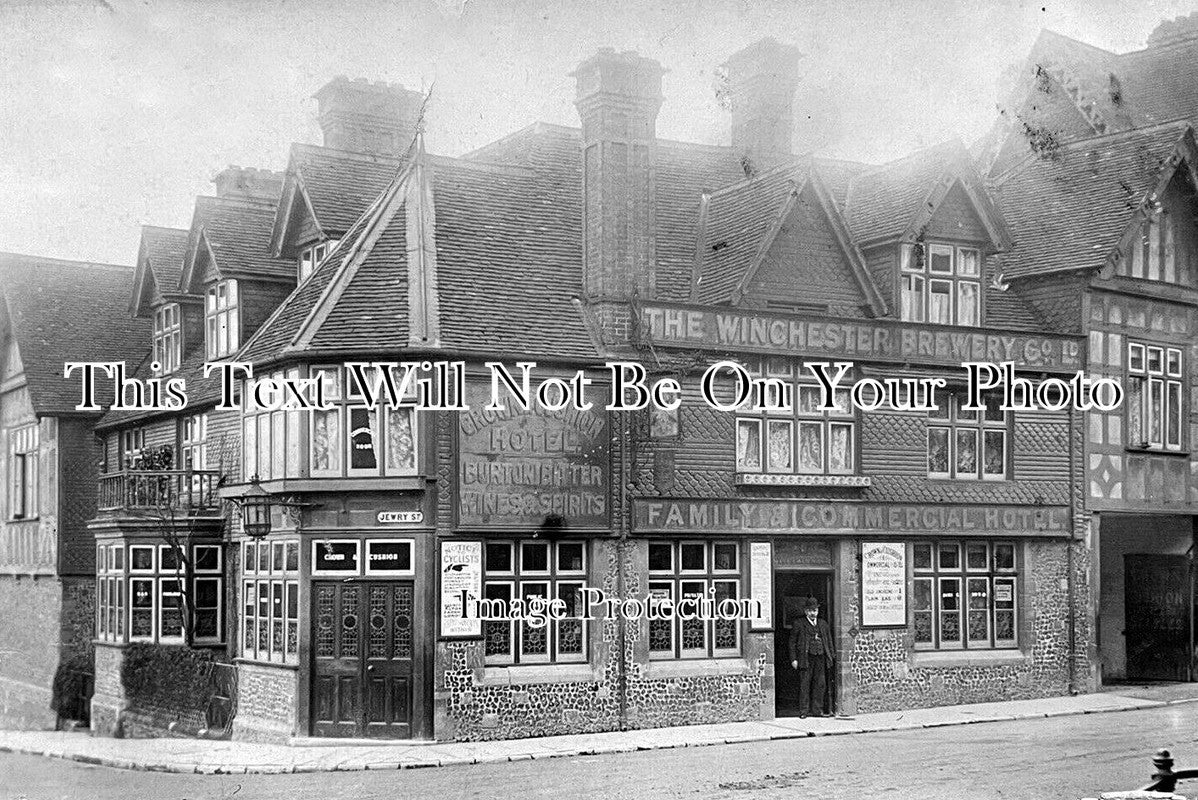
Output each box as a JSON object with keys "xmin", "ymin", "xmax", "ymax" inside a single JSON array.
[
  {"xmin": 0, "ymin": 253, "xmax": 149, "ymax": 415},
  {"xmin": 95, "ymin": 347, "xmax": 225, "ymax": 429},
  {"xmin": 981, "ymin": 30, "xmax": 1198, "ymax": 172},
  {"xmin": 844, "ymin": 140, "xmax": 967, "ymax": 245},
  {"xmin": 692, "ymin": 162, "xmax": 808, "ymax": 304},
  {"xmin": 182, "ymin": 194, "xmax": 290, "ymax": 290},
  {"xmin": 991, "ymin": 121, "xmax": 1192, "ymax": 280},
  {"xmin": 1119, "ymin": 38, "xmax": 1198, "ymax": 127},
  {"xmin": 140, "ymin": 226, "xmax": 189, "ymax": 296},
  {"xmin": 288, "ymin": 144, "xmax": 402, "ymax": 235},
  {"xmin": 466, "ymin": 124, "xmax": 746, "ymax": 304},
  {"xmin": 240, "ymin": 141, "xmax": 601, "ymax": 364}
]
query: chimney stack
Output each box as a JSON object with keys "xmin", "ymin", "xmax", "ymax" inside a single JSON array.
[
  {"xmin": 212, "ymin": 166, "xmax": 284, "ymax": 201},
  {"xmin": 314, "ymin": 77, "xmax": 425, "ymax": 156},
  {"xmin": 572, "ymin": 48, "xmax": 665, "ymax": 306},
  {"xmin": 724, "ymin": 38, "xmax": 802, "ymax": 170}
]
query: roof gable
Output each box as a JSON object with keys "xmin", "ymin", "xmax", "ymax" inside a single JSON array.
[
  {"xmin": 130, "ymin": 226, "xmax": 190, "ymax": 317},
  {"xmin": 846, "ymin": 140, "xmax": 1010, "ymax": 251},
  {"xmin": 179, "ymin": 195, "xmax": 291, "ymax": 294},
  {"xmin": 993, "ymin": 121, "xmax": 1197, "ymax": 280}
]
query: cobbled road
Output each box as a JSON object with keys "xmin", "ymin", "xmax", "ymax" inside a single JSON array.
[{"xmin": 4, "ymin": 703, "xmax": 1198, "ymax": 800}]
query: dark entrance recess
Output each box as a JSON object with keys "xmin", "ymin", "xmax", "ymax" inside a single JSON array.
[
  {"xmin": 1124, "ymin": 554, "xmax": 1192, "ymax": 682},
  {"xmin": 773, "ymin": 571, "xmax": 833, "ymax": 717},
  {"xmin": 312, "ymin": 581, "xmax": 415, "ymax": 738}
]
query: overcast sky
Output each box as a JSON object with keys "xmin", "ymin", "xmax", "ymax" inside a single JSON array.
[{"xmin": 2, "ymin": 0, "xmax": 1195, "ymax": 266}]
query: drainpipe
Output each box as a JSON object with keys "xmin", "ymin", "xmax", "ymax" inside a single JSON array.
[
  {"xmin": 1067, "ymin": 405, "xmax": 1079, "ymax": 695},
  {"xmin": 615, "ymin": 409, "xmax": 629, "ymax": 729}
]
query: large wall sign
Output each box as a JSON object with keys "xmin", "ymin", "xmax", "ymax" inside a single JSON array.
[
  {"xmin": 637, "ymin": 302, "xmax": 1084, "ymax": 372},
  {"xmin": 456, "ymin": 379, "xmax": 610, "ymax": 531},
  {"xmin": 749, "ymin": 542, "xmax": 773, "ymax": 631},
  {"xmin": 861, "ymin": 541, "xmax": 907, "ymax": 627},
  {"xmin": 633, "ymin": 499, "xmax": 1069, "ymax": 536},
  {"xmin": 439, "ymin": 540, "xmax": 482, "ymax": 638}
]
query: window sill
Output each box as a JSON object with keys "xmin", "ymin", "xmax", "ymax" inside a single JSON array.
[
  {"xmin": 234, "ymin": 657, "xmax": 300, "ymax": 671},
  {"xmin": 643, "ymin": 657, "xmax": 753, "ymax": 679},
  {"xmin": 1123, "ymin": 446, "xmax": 1190, "ymax": 457},
  {"xmin": 736, "ymin": 473, "xmax": 871, "ymax": 488},
  {"xmin": 911, "ymin": 649, "xmax": 1027, "ymax": 669},
  {"xmin": 476, "ymin": 662, "xmax": 597, "ymax": 686}
]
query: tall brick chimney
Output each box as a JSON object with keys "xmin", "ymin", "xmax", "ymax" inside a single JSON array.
[
  {"xmin": 314, "ymin": 77, "xmax": 424, "ymax": 156},
  {"xmin": 572, "ymin": 49, "xmax": 665, "ymax": 304},
  {"xmin": 212, "ymin": 166, "xmax": 284, "ymax": 201},
  {"xmin": 724, "ymin": 38, "xmax": 802, "ymax": 170}
]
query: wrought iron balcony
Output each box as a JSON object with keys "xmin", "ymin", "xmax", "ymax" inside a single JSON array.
[{"xmin": 97, "ymin": 469, "xmax": 223, "ymax": 514}]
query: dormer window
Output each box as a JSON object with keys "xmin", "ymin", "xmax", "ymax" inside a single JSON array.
[
  {"xmin": 152, "ymin": 303, "xmax": 182, "ymax": 375},
  {"xmin": 205, "ymin": 279, "xmax": 240, "ymax": 359},
  {"xmin": 901, "ymin": 243, "xmax": 981, "ymax": 326},
  {"xmin": 298, "ymin": 239, "xmax": 339, "ymax": 282}
]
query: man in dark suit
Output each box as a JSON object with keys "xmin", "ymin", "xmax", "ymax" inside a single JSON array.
[{"xmin": 789, "ymin": 596, "xmax": 834, "ymax": 718}]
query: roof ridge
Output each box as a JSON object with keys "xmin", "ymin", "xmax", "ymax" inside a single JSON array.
[
  {"xmin": 291, "ymin": 141, "xmax": 403, "ymax": 164},
  {"xmin": 0, "ymin": 252, "xmax": 133, "ymax": 272},
  {"xmin": 1037, "ymin": 28, "xmax": 1118, "ymax": 58},
  {"xmin": 428, "ymin": 153, "xmax": 535, "ymax": 176},
  {"xmin": 707, "ymin": 158, "xmax": 808, "ymax": 199},
  {"xmin": 854, "ymin": 138, "xmax": 965, "ymax": 178}
]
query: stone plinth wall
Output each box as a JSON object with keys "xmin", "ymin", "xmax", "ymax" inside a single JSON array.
[
  {"xmin": 231, "ymin": 662, "xmax": 298, "ymax": 743},
  {"xmin": 844, "ymin": 540, "xmax": 1081, "ymax": 713}
]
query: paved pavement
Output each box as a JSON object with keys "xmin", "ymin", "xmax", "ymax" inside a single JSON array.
[
  {"xmin": 6, "ymin": 700, "xmax": 1198, "ymax": 800},
  {"xmin": 2, "ymin": 686, "xmax": 1197, "ymax": 775}
]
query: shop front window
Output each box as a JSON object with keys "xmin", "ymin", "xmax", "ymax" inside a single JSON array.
[
  {"xmin": 242, "ymin": 539, "xmax": 300, "ymax": 664},
  {"xmin": 98, "ymin": 542, "xmax": 224, "ymax": 644},
  {"xmin": 482, "ymin": 539, "xmax": 587, "ymax": 665},
  {"xmin": 912, "ymin": 540, "xmax": 1018, "ymax": 650},
  {"xmin": 648, "ymin": 540, "xmax": 742, "ymax": 659}
]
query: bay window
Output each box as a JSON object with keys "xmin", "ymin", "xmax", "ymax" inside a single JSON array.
[
  {"xmin": 309, "ymin": 365, "xmax": 418, "ymax": 479},
  {"xmin": 100, "ymin": 542, "xmax": 224, "ymax": 645},
  {"xmin": 913, "ymin": 540, "xmax": 1018, "ymax": 650}
]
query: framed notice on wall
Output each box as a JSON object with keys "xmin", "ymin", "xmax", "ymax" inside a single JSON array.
[
  {"xmin": 861, "ymin": 541, "xmax": 907, "ymax": 628},
  {"xmin": 439, "ymin": 540, "xmax": 482, "ymax": 638},
  {"xmin": 749, "ymin": 542, "xmax": 773, "ymax": 631}
]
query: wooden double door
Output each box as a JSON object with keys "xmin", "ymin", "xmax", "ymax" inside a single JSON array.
[{"xmin": 312, "ymin": 581, "xmax": 415, "ymax": 738}]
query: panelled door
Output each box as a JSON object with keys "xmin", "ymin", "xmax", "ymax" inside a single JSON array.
[{"xmin": 312, "ymin": 581, "xmax": 415, "ymax": 738}]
